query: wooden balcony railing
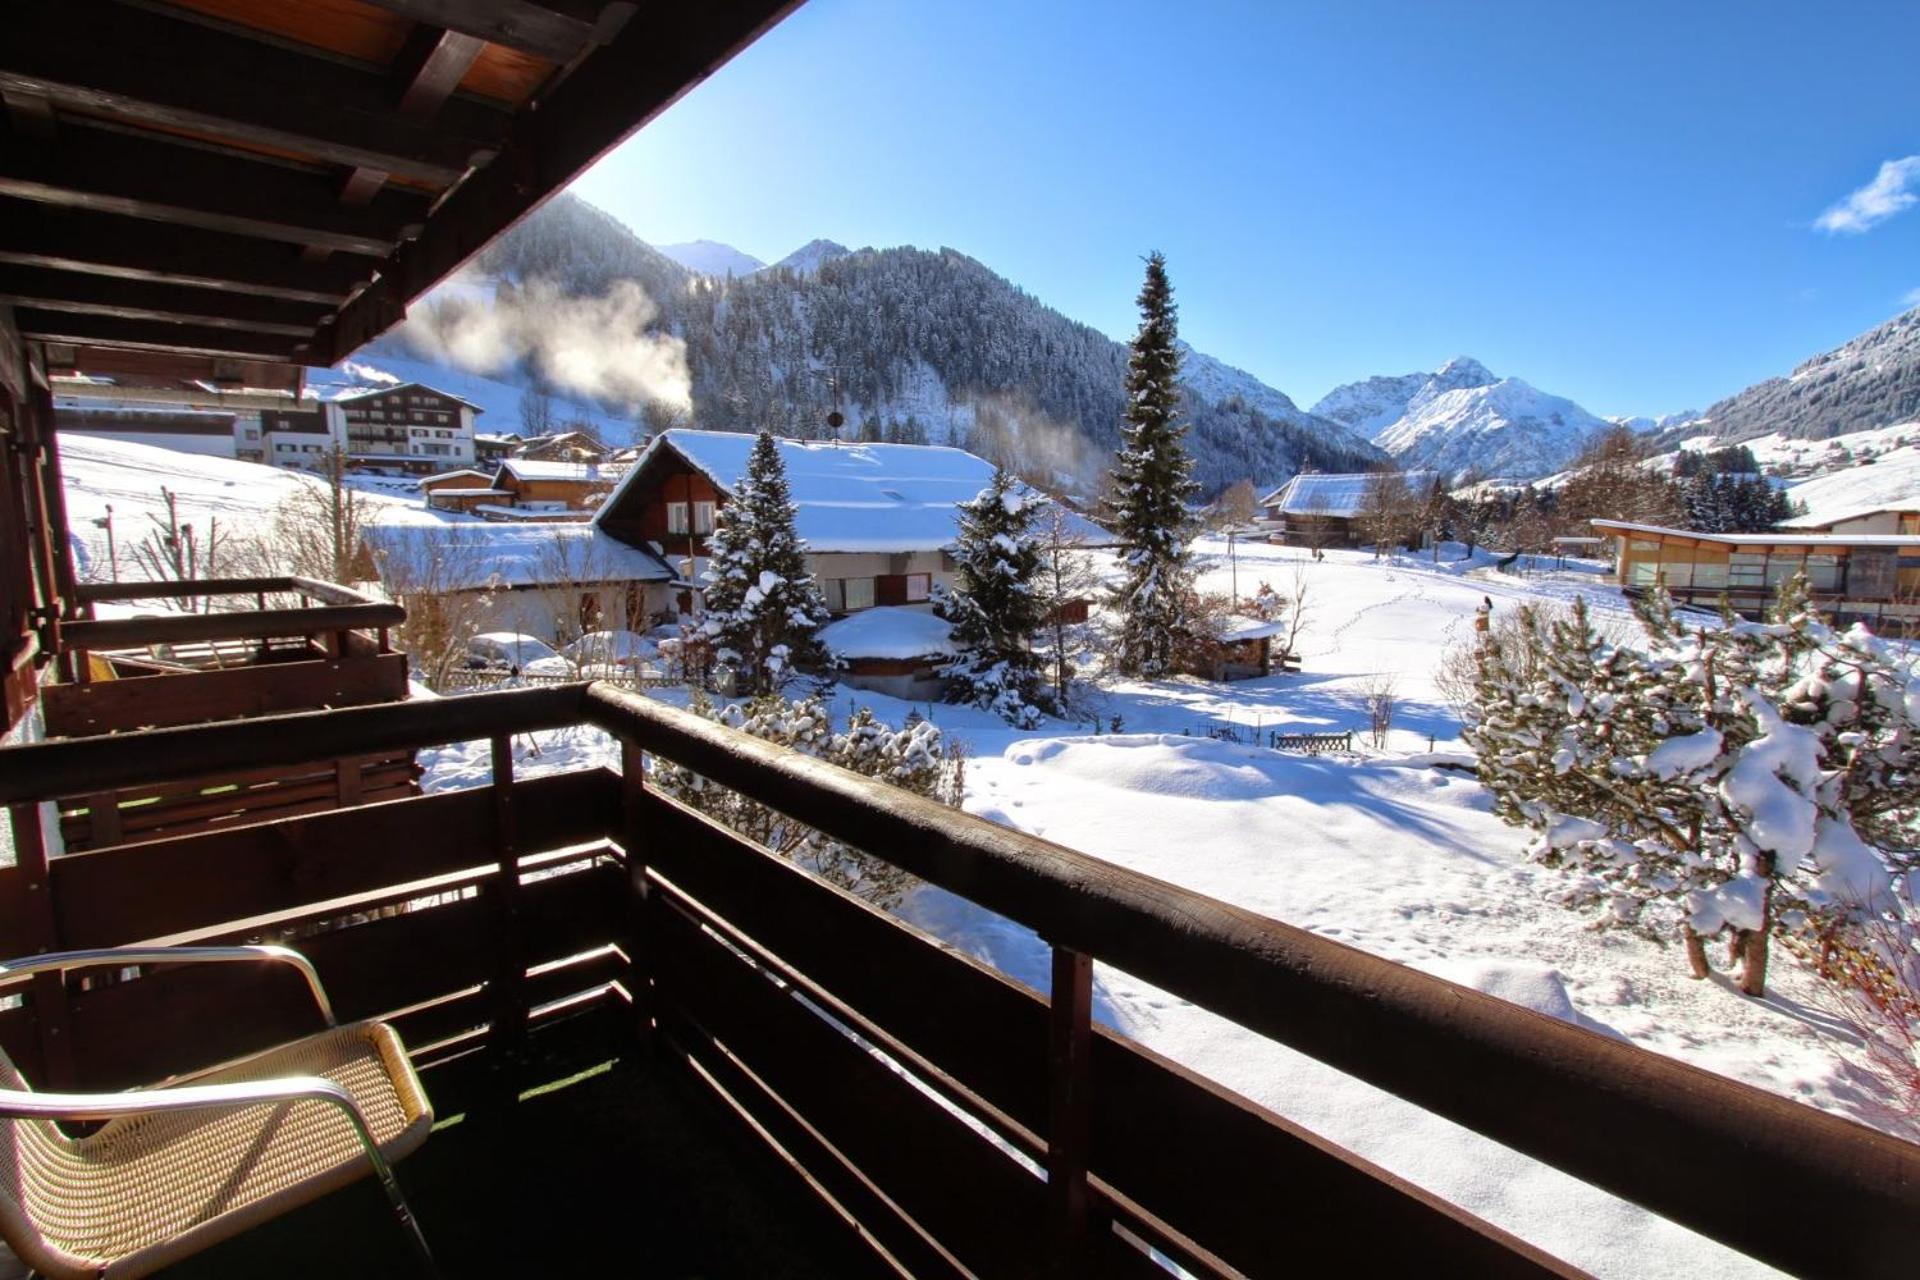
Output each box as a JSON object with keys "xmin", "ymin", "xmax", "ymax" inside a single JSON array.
[
  {"xmin": 38, "ymin": 576, "xmax": 413, "ymax": 849},
  {"xmin": 0, "ymin": 683, "xmax": 1915, "ymax": 1278}
]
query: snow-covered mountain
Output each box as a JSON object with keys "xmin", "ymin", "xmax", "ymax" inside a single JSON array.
[
  {"xmin": 1687, "ymin": 305, "xmax": 1920, "ymax": 444},
  {"xmin": 656, "ymin": 239, "xmax": 765, "ymax": 277},
  {"xmin": 379, "ymin": 194, "xmax": 1383, "ymax": 492},
  {"xmin": 1313, "ymin": 357, "xmax": 1610, "ymax": 479},
  {"xmin": 1610, "ymin": 410, "xmax": 1701, "ymax": 434},
  {"xmin": 768, "ymin": 239, "xmax": 851, "ymax": 276}
]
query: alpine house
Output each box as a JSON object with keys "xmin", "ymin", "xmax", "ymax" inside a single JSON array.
[{"xmin": 595, "ymin": 428, "xmax": 1107, "ymax": 618}]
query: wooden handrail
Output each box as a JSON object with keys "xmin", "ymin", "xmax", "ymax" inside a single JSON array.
[
  {"xmin": 60, "ymin": 602, "xmax": 403, "ymax": 651},
  {"xmin": 0, "ymin": 683, "xmax": 588, "ymax": 803},
  {"xmin": 76, "ymin": 576, "xmax": 379, "ymax": 607},
  {"xmin": 582, "ymin": 682, "xmax": 1920, "ymax": 1280}
]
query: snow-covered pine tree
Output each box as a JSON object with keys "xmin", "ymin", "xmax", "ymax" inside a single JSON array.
[
  {"xmin": 1468, "ymin": 576, "xmax": 1913, "ymax": 997},
  {"xmin": 701, "ymin": 431, "xmax": 832, "ymax": 695},
  {"xmin": 1105, "ymin": 253, "xmax": 1200, "ymax": 677},
  {"xmin": 939, "ymin": 468, "xmax": 1052, "ymax": 726}
]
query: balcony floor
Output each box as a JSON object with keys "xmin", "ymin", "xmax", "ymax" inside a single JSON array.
[{"xmin": 157, "ymin": 1008, "xmax": 891, "ymax": 1279}]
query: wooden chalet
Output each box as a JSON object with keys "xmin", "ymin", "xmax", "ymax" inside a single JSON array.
[
  {"xmin": 490, "ymin": 457, "xmax": 617, "ymax": 514},
  {"xmin": 0, "ymin": 4, "xmax": 1915, "ymax": 1277},
  {"xmin": 597, "ymin": 429, "xmax": 1107, "ymax": 617},
  {"xmin": 1259, "ymin": 471, "xmax": 1437, "ymax": 548},
  {"xmin": 1594, "ymin": 518, "xmax": 1920, "ymax": 628}
]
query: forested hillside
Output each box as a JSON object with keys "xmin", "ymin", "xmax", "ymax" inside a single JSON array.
[{"xmin": 418, "ymin": 195, "xmax": 1382, "ymax": 492}]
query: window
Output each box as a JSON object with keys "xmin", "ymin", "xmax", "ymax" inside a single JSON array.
[
  {"xmin": 821, "ymin": 579, "xmax": 845, "ymax": 612},
  {"xmin": 1806, "ymin": 553, "xmax": 1842, "ymax": 592},
  {"xmin": 666, "ymin": 501, "xmax": 689, "ymax": 534},
  {"xmin": 1728, "ymin": 552, "xmax": 1766, "ymax": 589},
  {"xmin": 1690, "ymin": 561, "xmax": 1728, "ymax": 589},
  {"xmin": 843, "ymin": 578, "xmax": 875, "ymax": 611},
  {"xmin": 903, "ymin": 572, "xmax": 931, "ymax": 602},
  {"xmin": 243, "ymin": 427, "xmax": 259, "ymax": 440},
  {"xmin": 693, "ymin": 501, "xmax": 715, "ymax": 534}
]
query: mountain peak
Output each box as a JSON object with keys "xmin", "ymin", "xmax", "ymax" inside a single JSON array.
[
  {"xmin": 771, "ymin": 239, "xmax": 851, "ymax": 276},
  {"xmin": 1433, "ymin": 355, "xmax": 1497, "ymax": 388},
  {"xmin": 656, "ymin": 239, "xmax": 765, "ymax": 277}
]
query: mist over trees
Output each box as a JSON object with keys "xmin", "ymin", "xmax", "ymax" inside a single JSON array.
[{"xmin": 451, "ymin": 194, "xmax": 1382, "ymax": 491}]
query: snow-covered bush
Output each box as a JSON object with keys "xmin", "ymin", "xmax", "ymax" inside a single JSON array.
[
  {"xmin": 1787, "ymin": 883, "xmax": 1920, "ymax": 1136},
  {"xmin": 700, "ymin": 431, "xmax": 832, "ymax": 695},
  {"xmin": 651, "ymin": 691, "xmax": 962, "ymax": 910},
  {"xmin": 1465, "ymin": 579, "xmax": 1917, "ymax": 996},
  {"xmin": 938, "ymin": 468, "xmax": 1054, "ymax": 727}
]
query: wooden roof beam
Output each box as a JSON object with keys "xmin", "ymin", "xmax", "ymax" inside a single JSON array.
[
  {"xmin": 0, "ymin": 204, "xmax": 364, "ymax": 306},
  {"xmin": 0, "ymin": 119, "xmax": 430, "ymax": 258},
  {"xmin": 357, "ymin": 1, "xmax": 635, "ymax": 66},
  {"xmin": 17, "ymin": 310, "xmax": 305, "ymax": 364},
  {"xmin": 38, "ymin": 346, "xmax": 303, "ymax": 393},
  {"xmin": 313, "ymin": 26, "xmax": 490, "ymax": 263},
  {"xmin": 325, "ymin": 0, "xmax": 802, "ymax": 362},
  {"xmin": 0, "ymin": 265, "xmax": 330, "ymax": 337},
  {"xmin": 1, "ymin": 1, "xmax": 505, "ymax": 187}
]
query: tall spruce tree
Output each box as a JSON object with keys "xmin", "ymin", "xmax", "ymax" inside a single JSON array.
[
  {"xmin": 701, "ymin": 431, "xmax": 832, "ymax": 694},
  {"xmin": 1105, "ymin": 253, "xmax": 1200, "ymax": 676},
  {"xmin": 939, "ymin": 468, "xmax": 1051, "ymax": 726}
]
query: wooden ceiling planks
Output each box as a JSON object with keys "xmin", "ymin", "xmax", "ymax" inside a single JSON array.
[{"xmin": 0, "ymin": 0, "xmax": 802, "ymax": 385}]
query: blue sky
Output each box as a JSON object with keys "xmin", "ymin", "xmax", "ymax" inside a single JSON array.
[{"xmin": 570, "ymin": 0, "xmax": 1920, "ymax": 419}]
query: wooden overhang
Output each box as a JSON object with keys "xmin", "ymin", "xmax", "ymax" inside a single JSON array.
[{"xmin": 0, "ymin": 0, "xmax": 802, "ymax": 388}]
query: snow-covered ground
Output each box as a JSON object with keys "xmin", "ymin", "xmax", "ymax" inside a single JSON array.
[
  {"xmin": 56, "ymin": 434, "xmax": 445, "ymax": 584},
  {"xmin": 415, "ymin": 540, "xmax": 1889, "ymax": 1279},
  {"xmin": 54, "ymin": 432, "xmax": 1892, "ymax": 1276}
]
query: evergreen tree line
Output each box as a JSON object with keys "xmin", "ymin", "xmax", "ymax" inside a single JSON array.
[{"xmin": 454, "ymin": 193, "xmax": 1381, "ymax": 492}]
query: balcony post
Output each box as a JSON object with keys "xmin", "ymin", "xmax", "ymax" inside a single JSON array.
[
  {"xmin": 1046, "ymin": 944, "xmax": 1093, "ymax": 1276},
  {"xmin": 486, "ymin": 734, "xmax": 526, "ymax": 1056},
  {"xmin": 6, "ymin": 803, "xmax": 75, "ymax": 1088},
  {"xmin": 619, "ymin": 736, "xmax": 653, "ymax": 1045}
]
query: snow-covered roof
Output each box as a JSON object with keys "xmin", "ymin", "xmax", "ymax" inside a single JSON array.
[
  {"xmin": 362, "ymin": 520, "xmax": 672, "ymax": 591},
  {"xmin": 600, "ymin": 429, "xmax": 1110, "ymax": 553},
  {"xmin": 474, "ymin": 504, "xmax": 590, "ymax": 521},
  {"xmin": 425, "ymin": 487, "xmax": 510, "ymax": 498},
  {"xmin": 330, "ymin": 381, "xmax": 486, "ymax": 412},
  {"xmin": 1590, "ymin": 519, "xmax": 1920, "ymax": 548},
  {"xmin": 498, "ymin": 459, "xmax": 613, "ymax": 483},
  {"xmin": 419, "ymin": 468, "xmax": 495, "ymax": 485},
  {"xmin": 1219, "ymin": 617, "xmax": 1289, "ymax": 643},
  {"xmin": 818, "ymin": 607, "xmax": 956, "ymax": 659},
  {"xmin": 1260, "ymin": 471, "xmax": 1438, "ymax": 518}
]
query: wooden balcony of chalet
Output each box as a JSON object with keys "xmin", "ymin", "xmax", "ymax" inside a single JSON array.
[
  {"xmin": 0, "ymin": 683, "xmax": 1914, "ymax": 1278},
  {"xmin": 35, "ymin": 576, "xmax": 413, "ymax": 852}
]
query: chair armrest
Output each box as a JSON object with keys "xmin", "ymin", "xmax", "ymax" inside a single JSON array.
[{"xmin": 0, "ymin": 945, "xmax": 336, "ymax": 1026}]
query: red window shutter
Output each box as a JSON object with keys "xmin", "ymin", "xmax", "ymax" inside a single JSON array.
[{"xmin": 875, "ymin": 575, "xmax": 907, "ymax": 606}]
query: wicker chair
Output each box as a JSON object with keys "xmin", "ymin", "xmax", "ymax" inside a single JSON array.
[{"xmin": 0, "ymin": 946, "xmax": 435, "ymax": 1279}]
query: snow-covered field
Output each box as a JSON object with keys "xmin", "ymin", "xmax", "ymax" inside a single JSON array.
[
  {"xmin": 417, "ymin": 539, "xmax": 1889, "ymax": 1279},
  {"xmin": 57, "ymin": 434, "xmax": 445, "ymax": 583},
  {"xmin": 56, "ymin": 433, "xmax": 1896, "ymax": 1276}
]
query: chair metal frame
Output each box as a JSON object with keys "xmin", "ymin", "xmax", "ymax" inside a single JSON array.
[{"xmin": 0, "ymin": 946, "xmax": 436, "ymax": 1276}]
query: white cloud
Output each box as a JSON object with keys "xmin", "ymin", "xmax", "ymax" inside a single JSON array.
[
  {"xmin": 1903, "ymin": 286, "xmax": 1920, "ymax": 310},
  {"xmin": 1816, "ymin": 156, "xmax": 1920, "ymax": 234}
]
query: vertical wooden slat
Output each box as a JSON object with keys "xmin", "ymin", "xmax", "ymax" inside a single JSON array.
[
  {"xmin": 1047, "ymin": 946, "xmax": 1093, "ymax": 1276},
  {"xmin": 7, "ymin": 802, "xmax": 74, "ymax": 1087},
  {"xmin": 620, "ymin": 736, "xmax": 653, "ymax": 1044},
  {"xmin": 487, "ymin": 734, "xmax": 525, "ymax": 1053},
  {"xmin": 334, "ymin": 755, "xmax": 364, "ymax": 807},
  {"xmin": 84, "ymin": 792, "xmax": 122, "ymax": 846}
]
